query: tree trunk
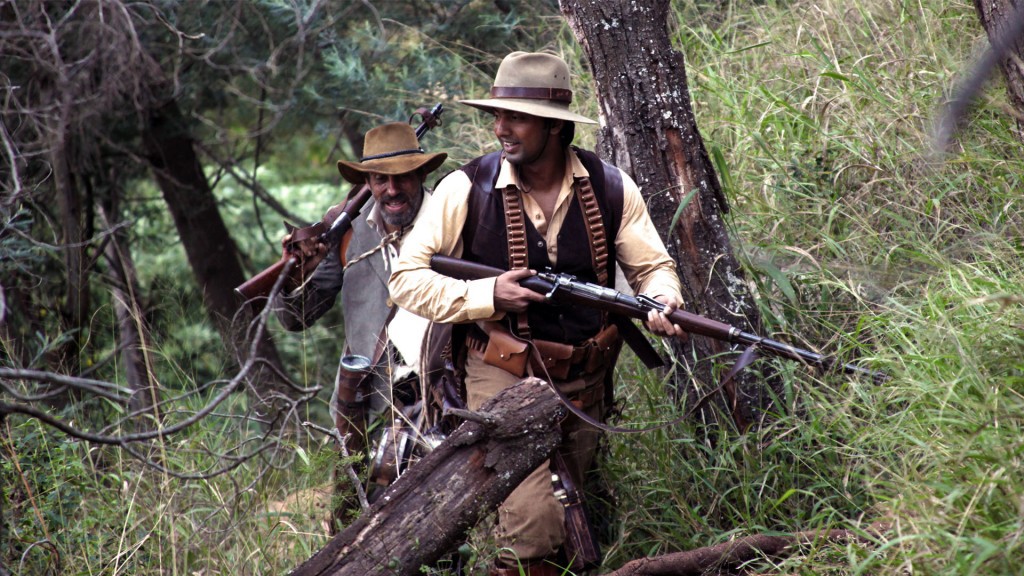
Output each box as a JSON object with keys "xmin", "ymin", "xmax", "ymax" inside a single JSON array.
[
  {"xmin": 972, "ymin": 0, "xmax": 1024, "ymax": 143},
  {"xmin": 142, "ymin": 98, "xmax": 292, "ymax": 415},
  {"xmin": 561, "ymin": 0, "xmax": 776, "ymax": 427},
  {"xmin": 97, "ymin": 202, "xmax": 159, "ymax": 415},
  {"xmin": 290, "ymin": 378, "xmax": 564, "ymax": 576},
  {"xmin": 52, "ymin": 137, "xmax": 87, "ymax": 376}
]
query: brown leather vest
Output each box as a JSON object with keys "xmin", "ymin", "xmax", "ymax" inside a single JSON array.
[{"xmin": 459, "ymin": 148, "xmax": 624, "ymax": 344}]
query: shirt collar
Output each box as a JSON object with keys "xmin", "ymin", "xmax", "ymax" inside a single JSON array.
[{"xmin": 494, "ymin": 148, "xmax": 590, "ymax": 190}]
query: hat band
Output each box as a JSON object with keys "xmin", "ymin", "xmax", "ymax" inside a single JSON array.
[
  {"xmin": 490, "ymin": 86, "xmax": 572, "ymax": 103},
  {"xmin": 360, "ymin": 147, "xmax": 424, "ymax": 162}
]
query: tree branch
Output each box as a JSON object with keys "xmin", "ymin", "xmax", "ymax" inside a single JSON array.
[{"xmin": 603, "ymin": 523, "xmax": 892, "ymax": 576}]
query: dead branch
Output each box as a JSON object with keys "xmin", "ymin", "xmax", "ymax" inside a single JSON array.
[
  {"xmin": 0, "ymin": 260, "xmax": 317, "ymax": 482},
  {"xmin": 603, "ymin": 523, "xmax": 892, "ymax": 576},
  {"xmin": 302, "ymin": 420, "xmax": 370, "ymax": 511}
]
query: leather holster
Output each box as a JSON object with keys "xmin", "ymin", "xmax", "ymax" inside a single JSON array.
[
  {"xmin": 533, "ymin": 339, "xmax": 574, "ymax": 380},
  {"xmin": 482, "ymin": 329, "xmax": 530, "ymax": 377}
]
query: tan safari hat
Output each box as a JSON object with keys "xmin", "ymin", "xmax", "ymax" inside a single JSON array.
[
  {"xmin": 337, "ymin": 122, "xmax": 447, "ymax": 184},
  {"xmin": 459, "ymin": 51, "xmax": 597, "ymax": 125}
]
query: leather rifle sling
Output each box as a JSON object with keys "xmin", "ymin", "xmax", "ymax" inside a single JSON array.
[{"xmin": 526, "ymin": 343, "xmax": 689, "ymax": 434}]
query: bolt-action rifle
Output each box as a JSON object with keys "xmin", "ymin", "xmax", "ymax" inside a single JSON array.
[
  {"xmin": 234, "ymin": 103, "xmax": 445, "ymax": 305},
  {"xmin": 429, "ymin": 255, "xmax": 887, "ymax": 383}
]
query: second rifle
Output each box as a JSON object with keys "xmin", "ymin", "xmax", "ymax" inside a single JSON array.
[{"xmin": 235, "ymin": 103, "xmax": 445, "ymax": 305}]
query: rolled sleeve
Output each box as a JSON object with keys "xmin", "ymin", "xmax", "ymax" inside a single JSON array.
[
  {"xmin": 614, "ymin": 169, "xmax": 684, "ymax": 304},
  {"xmin": 389, "ymin": 171, "xmax": 499, "ymax": 323}
]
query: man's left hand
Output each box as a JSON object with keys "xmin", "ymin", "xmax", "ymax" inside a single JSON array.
[{"xmin": 644, "ymin": 294, "xmax": 686, "ymax": 338}]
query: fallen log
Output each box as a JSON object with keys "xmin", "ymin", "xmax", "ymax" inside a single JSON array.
[
  {"xmin": 289, "ymin": 377, "xmax": 564, "ymax": 576},
  {"xmin": 603, "ymin": 523, "xmax": 891, "ymax": 576}
]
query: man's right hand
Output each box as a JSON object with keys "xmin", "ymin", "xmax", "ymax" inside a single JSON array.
[
  {"xmin": 493, "ymin": 268, "xmax": 546, "ymax": 313},
  {"xmin": 282, "ymin": 233, "xmax": 328, "ymax": 278}
]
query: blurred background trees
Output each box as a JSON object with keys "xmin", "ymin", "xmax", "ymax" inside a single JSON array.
[
  {"xmin": 1, "ymin": 1, "xmax": 562, "ymax": 571},
  {"xmin": 0, "ymin": 0, "xmax": 556, "ymax": 414}
]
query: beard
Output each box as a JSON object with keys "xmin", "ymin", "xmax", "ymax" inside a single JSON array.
[
  {"xmin": 381, "ymin": 206, "xmax": 416, "ymax": 229},
  {"xmin": 377, "ymin": 188, "xmax": 423, "ymax": 229}
]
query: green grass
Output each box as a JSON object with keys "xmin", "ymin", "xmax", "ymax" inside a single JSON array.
[
  {"xmin": 589, "ymin": 0, "xmax": 1024, "ymax": 573},
  {"xmin": 5, "ymin": 0, "xmax": 1024, "ymax": 573}
]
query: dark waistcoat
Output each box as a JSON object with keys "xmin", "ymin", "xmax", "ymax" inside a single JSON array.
[{"xmin": 460, "ymin": 148, "xmax": 624, "ymax": 344}]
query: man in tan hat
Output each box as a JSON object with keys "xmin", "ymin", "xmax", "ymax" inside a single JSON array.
[
  {"xmin": 275, "ymin": 121, "xmax": 447, "ymax": 530},
  {"xmin": 390, "ymin": 52, "xmax": 684, "ymax": 574}
]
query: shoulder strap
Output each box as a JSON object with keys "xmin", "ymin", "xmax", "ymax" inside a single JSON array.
[
  {"xmin": 464, "ymin": 152, "xmax": 532, "ymax": 338},
  {"xmin": 571, "ymin": 147, "xmax": 624, "ymax": 288},
  {"xmin": 502, "ymin": 186, "xmax": 528, "ymax": 272}
]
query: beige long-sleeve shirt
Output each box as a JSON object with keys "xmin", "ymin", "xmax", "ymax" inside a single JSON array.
[{"xmin": 389, "ymin": 149, "xmax": 682, "ymax": 325}]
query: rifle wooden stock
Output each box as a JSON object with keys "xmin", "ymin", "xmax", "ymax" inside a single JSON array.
[
  {"xmin": 233, "ymin": 185, "xmax": 370, "ymax": 304},
  {"xmin": 429, "ymin": 255, "xmax": 887, "ymax": 383},
  {"xmin": 234, "ymin": 254, "xmax": 295, "ymax": 303},
  {"xmin": 235, "ymin": 103, "xmax": 445, "ymax": 306}
]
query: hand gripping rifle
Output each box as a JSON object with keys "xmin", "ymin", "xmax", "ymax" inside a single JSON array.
[
  {"xmin": 234, "ymin": 103, "xmax": 445, "ymax": 305},
  {"xmin": 429, "ymin": 255, "xmax": 888, "ymax": 383}
]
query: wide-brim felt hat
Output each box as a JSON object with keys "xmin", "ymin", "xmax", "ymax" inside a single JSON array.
[
  {"xmin": 459, "ymin": 51, "xmax": 597, "ymax": 125},
  {"xmin": 337, "ymin": 122, "xmax": 448, "ymax": 184}
]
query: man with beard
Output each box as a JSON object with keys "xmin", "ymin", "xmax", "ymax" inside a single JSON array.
[
  {"xmin": 390, "ymin": 52, "xmax": 684, "ymax": 574},
  {"xmin": 275, "ymin": 121, "xmax": 447, "ymax": 530}
]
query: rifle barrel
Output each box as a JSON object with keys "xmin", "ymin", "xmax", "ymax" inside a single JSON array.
[{"xmin": 429, "ymin": 254, "xmax": 887, "ymax": 382}]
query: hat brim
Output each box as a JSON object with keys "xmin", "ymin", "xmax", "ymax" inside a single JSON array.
[
  {"xmin": 459, "ymin": 98, "xmax": 597, "ymax": 125},
  {"xmin": 337, "ymin": 151, "xmax": 447, "ymax": 185}
]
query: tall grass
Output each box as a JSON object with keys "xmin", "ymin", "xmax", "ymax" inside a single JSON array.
[{"xmin": 594, "ymin": 0, "xmax": 1024, "ymax": 574}]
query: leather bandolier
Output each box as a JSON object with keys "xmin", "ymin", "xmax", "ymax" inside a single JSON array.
[{"xmin": 461, "ymin": 148, "xmax": 622, "ymax": 344}]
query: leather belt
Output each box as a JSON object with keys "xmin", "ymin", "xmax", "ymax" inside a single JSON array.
[
  {"xmin": 465, "ymin": 333, "xmax": 594, "ymax": 365},
  {"xmin": 465, "ymin": 333, "xmax": 605, "ymax": 408},
  {"xmin": 465, "ymin": 327, "xmax": 616, "ymax": 382}
]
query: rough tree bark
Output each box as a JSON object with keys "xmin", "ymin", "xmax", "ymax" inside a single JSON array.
[
  {"xmin": 51, "ymin": 135, "xmax": 87, "ymax": 376},
  {"xmin": 143, "ymin": 98, "xmax": 293, "ymax": 416},
  {"xmin": 972, "ymin": 0, "xmax": 1024, "ymax": 143},
  {"xmin": 561, "ymin": 0, "xmax": 775, "ymax": 425},
  {"xmin": 290, "ymin": 378, "xmax": 564, "ymax": 576}
]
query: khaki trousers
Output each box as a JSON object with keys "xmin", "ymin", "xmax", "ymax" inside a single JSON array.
[{"xmin": 464, "ymin": 353, "xmax": 606, "ymax": 564}]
